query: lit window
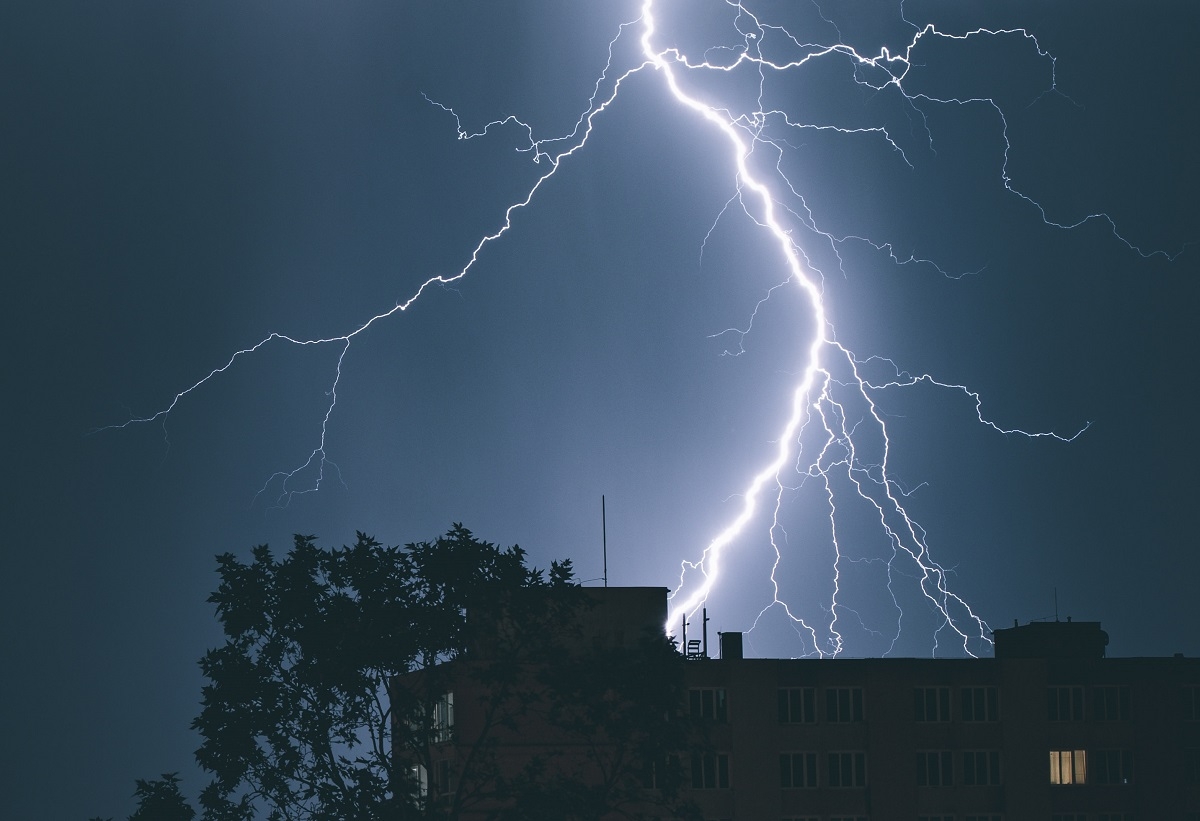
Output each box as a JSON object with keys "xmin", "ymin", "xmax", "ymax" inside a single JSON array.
[
  {"xmin": 779, "ymin": 752, "xmax": 818, "ymax": 788},
  {"xmin": 963, "ymin": 750, "xmax": 1002, "ymax": 785},
  {"xmin": 1049, "ymin": 749, "xmax": 1087, "ymax": 784},
  {"xmin": 1092, "ymin": 749, "xmax": 1133, "ymax": 784},
  {"xmin": 689, "ymin": 688, "xmax": 728, "ymax": 722},
  {"xmin": 1093, "ymin": 685, "xmax": 1131, "ymax": 720},
  {"xmin": 1047, "ymin": 686, "xmax": 1084, "ymax": 721},
  {"xmin": 914, "ymin": 687, "xmax": 951, "ymax": 722},
  {"xmin": 828, "ymin": 751, "xmax": 867, "ymax": 787},
  {"xmin": 778, "ymin": 687, "xmax": 816, "ymax": 723},
  {"xmin": 826, "ymin": 687, "xmax": 864, "ymax": 722},
  {"xmin": 691, "ymin": 752, "xmax": 730, "ymax": 789},
  {"xmin": 962, "ymin": 686, "xmax": 1000, "ymax": 721},
  {"xmin": 916, "ymin": 751, "xmax": 953, "ymax": 786}
]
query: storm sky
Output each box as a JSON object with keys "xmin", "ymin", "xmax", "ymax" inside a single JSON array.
[{"xmin": 4, "ymin": 1, "xmax": 1198, "ymax": 818}]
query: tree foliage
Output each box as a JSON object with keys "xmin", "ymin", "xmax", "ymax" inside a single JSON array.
[{"xmin": 99, "ymin": 525, "xmax": 696, "ymax": 820}]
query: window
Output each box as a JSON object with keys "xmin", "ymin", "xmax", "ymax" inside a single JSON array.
[
  {"xmin": 689, "ymin": 688, "xmax": 728, "ymax": 722},
  {"xmin": 1051, "ymin": 815, "xmax": 1087, "ymax": 821},
  {"xmin": 1048, "ymin": 686, "xmax": 1084, "ymax": 721},
  {"xmin": 914, "ymin": 687, "xmax": 951, "ymax": 722},
  {"xmin": 1092, "ymin": 749, "xmax": 1134, "ymax": 784},
  {"xmin": 919, "ymin": 816, "xmax": 955, "ymax": 821},
  {"xmin": 826, "ymin": 687, "xmax": 864, "ymax": 722},
  {"xmin": 691, "ymin": 752, "xmax": 730, "ymax": 789},
  {"xmin": 779, "ymin": 752, "xmax": 817, "ymax": 788},
  {"xmin": 430, "ymin": 759, "xmax": 455, "ymax": 803},
  {"xmin": 778, "ymin": 687, "xmax": 816, "ymax": 723},
  {"xmin": 963, "ymin": 750, "xmax": 1002, "ymax": 785},
  {"xmin": 1093, "ymin": 685, "xmax": 1131, "ymax": 720},
  {"xmin": 1050, "ymin": 749, "xmax": 1087, "ymax": 784},
  {"xmin": 829, "ymin": 817, "xmax": 867, "ymax": 821},
  {"xmin": 781, "ymin": 817, "xmax": 819, "ymax": 821},
  {"xmin": 410, "ymin": 692, "xmax": 454, "ymax": 743},
  {"xmin": 917, "ymin": 751, "xmax": 953, "ymax": 786},
  {"xmin": 828, "ymin": 751, "xmax": 867, "ymax": 787},
  {"xmin": 642, "ymin": 754, "xmax": 681, "ymax": 790},
  {"xmin": 432, "ymin": 692, "xmax": 454, "ymax": 742},
  {"xmin": 1097, "ymin": 814, "xmax": 1135, "ymax": 821},
  {"xmin": 962, "ymin": 686, "xmax": 1000, "ymax": 721},
  {"xmin": 965, "ymin": 816, "xmax": 1003, "ymax": 821},
  {"xmin": 1186, "ymin": 749, "xmax": 1200, "ymax": 783},
  {"xmin": 409, "ymin": 761, "xmax": 455, "ymax": 803},
  {"xmin": 1185, "ymin": 685, "xmax": 1200, "ymax": 720}
]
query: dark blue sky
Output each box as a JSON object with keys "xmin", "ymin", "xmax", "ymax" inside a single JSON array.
[{"xmin": 4, "ymin": 1, "xmax": 1197, "ymax": 817}]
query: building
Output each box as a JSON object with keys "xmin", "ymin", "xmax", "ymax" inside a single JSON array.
[
  {"xmin": 398, "ymin": 587, "xmax": 1200, "ymax": 820},
  {"xmin": 688, "ymin": 618, "xmax": 1200, "ymax": 820}
]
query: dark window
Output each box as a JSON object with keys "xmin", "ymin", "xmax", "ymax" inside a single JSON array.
[
  {"xmin": 779, "ymin": 752, "xmax": 817, "ymax": 788},
  {"xmin": 962, "ymin": 686, "xmax": 1000, "ymax": 721},
  {"xmin": 917, "ymin": 751, "xmax": 953, "ymax": 786},
  {"xmin": 965, "ymin": 816, "xmax": 1003, "ymax": 821},
  {"xmin": 1093, "ymin": 685, "xmax": 1131, "ymax": 720},
  {"xmin": 1185, "ymin": 686, "xmax": 1200, "ymax": 721},
  {"xmin": 689, "ymin": 688, "xmax": 728, "ymax": 722},
  {"xmin": 1096, "ymin": 814, "xmax": 1135, "ymax": 821},
  {"xmin": 826, "ymin": 687, "xmax": 864, "ymax": 722},
  {"xmin": 1186, "ymin": 749, "xmax": 1200, "ymax": 784},
  {"xmin": 691, "ymin": 752, "xmax": 730, "ymax": 789},
  {"xmin": 1092, "ymin": 749, "xmax": 1133, "ymax": 784},
  {"xmin": 778, "ymin": 687, "xmax": 816, "ymax": 723},
  {"xmin": 828, "ymin": 751, "xmax": 867, "ymax": 787},
  {"xmin": 1047, "ymin": 686, "xmax": 1084, "ymax": 721},
  {"xmin": 963, "ymin": 750, "xmax": 1002, "ymax": 785},
  {"xmin": 914, "ymin": 687, "xmax": 951, "ymax": 722}
]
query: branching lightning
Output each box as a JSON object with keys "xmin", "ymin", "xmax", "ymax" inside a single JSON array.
[{"xmin": 102, "ymin": 0, "xmax": 1182, "ymax": 656}]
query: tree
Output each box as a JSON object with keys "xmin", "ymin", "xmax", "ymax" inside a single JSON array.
[
  {"xmin": 89, "ymin": 772, "xmax": 195, "ymax": 821},
  {"xmin": 145, "ymin": 524, "xmax": 698, "ymax": 821}
]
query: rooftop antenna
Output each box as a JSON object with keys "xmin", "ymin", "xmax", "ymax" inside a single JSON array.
[
  {"xmin": 601, "ymin": 495, "xmax": 608, "ymax": 588},
  {"xmin": 1054, "ymin": 587, "xmax": 1059, "ymax": 622}
]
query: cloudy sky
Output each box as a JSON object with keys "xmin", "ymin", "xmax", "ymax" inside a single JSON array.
[{"xmin": 4, "ymin": 0, "xmax": 1197, "ymax": 817}]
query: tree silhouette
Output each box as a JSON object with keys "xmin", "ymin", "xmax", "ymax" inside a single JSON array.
[{"xmin": 98, "ymin": 526, "xmax": 696, "ymax": 820}]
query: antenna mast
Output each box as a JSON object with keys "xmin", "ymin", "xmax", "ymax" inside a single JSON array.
[{"xmin": 602, "ymin": 495, "xmax": 608, "ymax": 588}]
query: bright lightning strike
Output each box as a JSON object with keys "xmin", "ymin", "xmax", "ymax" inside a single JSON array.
[{"xmin": 101, "ymin": 0, "xmax": 1183, "ymax": 657}]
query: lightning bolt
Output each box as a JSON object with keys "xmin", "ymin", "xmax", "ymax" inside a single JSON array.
[{"xmin": 101, "ymin": 1, "xmax": 1183, "ymax": 656}]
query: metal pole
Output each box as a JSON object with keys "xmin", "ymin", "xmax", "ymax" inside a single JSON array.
[{"xmin": 602, "ymin": 495, "xmax": 608, "ymax": 588}]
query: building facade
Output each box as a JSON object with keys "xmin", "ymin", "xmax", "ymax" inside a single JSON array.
[
  {"xmin": 685, "ymin": 618, "xmax": 1200, "ymax": 821},
  {"xmin": 398, "ymin": 587, "xmax": 1200, "ymax": 820}
]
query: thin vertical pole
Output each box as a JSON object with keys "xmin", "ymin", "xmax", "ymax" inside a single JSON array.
[{"xmin": 602, "ymin": 495, "xmax": 608, "ymax": 588}]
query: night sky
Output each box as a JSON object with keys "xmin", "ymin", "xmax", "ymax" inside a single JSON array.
[{"xmin": 4, "ymin": 1, "xmax": 1197, "ymax": 818}]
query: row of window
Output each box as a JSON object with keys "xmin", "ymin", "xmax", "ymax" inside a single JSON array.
[
  {"xmin": 779, "ymin": 750, "xmax": 1002, "ymax": 789},
  {"xmin": 778, "ymin": 816, "xmax": 1133, "ymax": 821},
  {"xmin": 692, "ymin": 684, "xmax": 1200, "ymax": 724},
  {"xmin": 694, "ymin": 751, "xmax": 868, "ymax": 790},
  {"xmin": 696, "ymin": 748, "xmax": 1142, "ymax": 790},
  {"xmin": 1049, "ymin": 749, "xmax": 1135, "ymax": 785},
  {"xmin": 916, "ymin": 750, "xmax": 1002, "ymax": 786}
]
